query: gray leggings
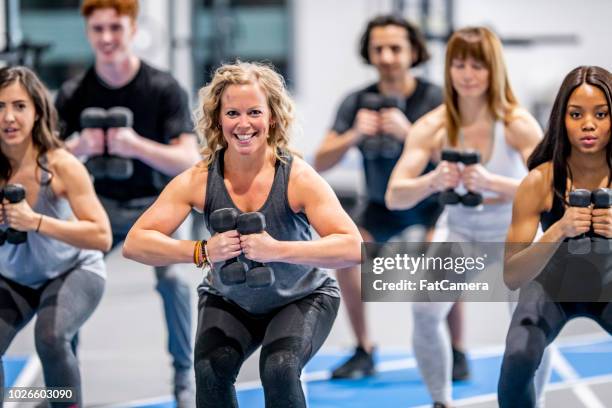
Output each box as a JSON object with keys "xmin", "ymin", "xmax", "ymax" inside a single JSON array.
[
  {"xmin": 412, "ymin": 214, "xmax": 551, "ymax": 405},
  {"xmin": 0, "ymin": 266, "xmax": 105, "ymax": 407}
]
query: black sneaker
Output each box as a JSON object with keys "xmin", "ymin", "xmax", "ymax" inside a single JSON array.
[
  {"xmin": 433, "ymin": 402, "xmax": 447, "ymax": 408},
  {"xmin": 331, "ymin": 346, "xmax": 375, "ymax": 379},
  {"xmin": 452, "ymin": 346, "xmax": 470, "ymax": 381}
]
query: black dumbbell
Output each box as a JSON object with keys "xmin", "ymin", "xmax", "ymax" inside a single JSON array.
[
  {"xmin": 104, "ymin": 107, "xmax": 134, "ymax": 180},
  {"xmin": 80, "ymin": 107, "xmax": 108, "ymax": 179},
  {"xmin": 459, "ymin": 150, "xmax": 483, "ymax": 207},
  {"xmin": 236, "ymin": 212, "xmax": 275, "ymax": 288},
  {"xmin": 438, "ymin": 149, "xmax": 462, "ymax": 205},
  {"xmin": 2, "ymin": 184, "xmax": 27, "ymax": 244},
  {"xmin": 210, "ymin": 208, "xmax": 247, "ymax": 286},
  {"xmin": 568, "ymin": 189, "xmax": 592, "ymax": 255},
  {"xmin": 80, "ymin": 107, "xmax": 134, "ymax": 180},
  {"xmin": 591, "ymin": 188, "xmax": 612, "ymax": 254},
  {"xmin": 357, "ymin": 93, "xmax": 404, "ymax": 159}
]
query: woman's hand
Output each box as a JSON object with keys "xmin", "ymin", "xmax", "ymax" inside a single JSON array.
[
  {"xmin": 239, "ymin": 231, "xmax": 280, "ymax": 263},
  {"xmin": 557, "ymin": 206, "xmax": 592, "ymax": 238},
  {"xmin": 592, "ymin": 207, "xmax": 612, "ymax": 238},
  {"xmin": 431, "ymin": 160, "xmax": 461, "ymax": 192},
  {"xmin": 206, "ymin": 230, "xmax": 242, "ymax": 263},
  {"xmin": 461, "ymin": 163, "xmax": 493, "ymax": 193},
  {"xmin": 3, "ymin": 199, "xmax": 40, "ymax": 232}
]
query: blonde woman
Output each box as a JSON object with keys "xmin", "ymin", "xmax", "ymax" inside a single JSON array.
[{"xmin": 123, "ymin": 62, "xmax": 361, "ymax": 408}]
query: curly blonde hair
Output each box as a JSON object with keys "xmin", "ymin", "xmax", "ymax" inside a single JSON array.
[{"xmin": 194, "ymin": 61, "xmax": 296, "ymax": 166}]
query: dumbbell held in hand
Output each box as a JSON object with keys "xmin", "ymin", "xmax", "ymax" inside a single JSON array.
[
  {"xmin": 210, "ymin": 208, "xmax": 247, "ymax": 286},
  {"xmin": 237, "ymin": 212, "xmax": 275, "ymax": 288},
  {"xmin": 591, "ymin": 188, "xmax": 612, "ymax": 254},
  {"xmin": 1, "ymin": 184, "xmax": 28, "ymax": 245},
  {"xmin": 358, "ymin": 93, "xmax": 405, "ymax": 159},
  {"xmin": 460, "ymin": 150, "xmax": 484, "ymax": 207},
  {"xmin": 438, "ymin": 149, "xmax": 462, "ymax": 205},
  {"xmin": 80, "ymin": 107, "xmax": 134, "ymax": 180},
  {"xmin": 568, "ymin": 189, "xmax": 592, "ymax": 255}
]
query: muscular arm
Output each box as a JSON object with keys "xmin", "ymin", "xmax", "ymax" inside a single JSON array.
[
  {"xmin": 38, "ymin": 150, "xmax": 112, "ymax": 251},
  {"xmin": 385, "ymin": 107, "xmax": 444, "ymax": 210},
  {"xmin": 504, "ymin": 165, "xmax": 568, "ymax": 290},
  {"xmin": 275, "ymin": 158, "xmax": 362, "ymax": 268},
  {"xmin": 122, "ymin": 164, "xmax": 206, "ymax": 266}
]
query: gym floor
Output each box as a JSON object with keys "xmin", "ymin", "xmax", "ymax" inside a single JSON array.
[{"xmin": 5, "ymin": 226, "xmax": 612, "ymax": 407}]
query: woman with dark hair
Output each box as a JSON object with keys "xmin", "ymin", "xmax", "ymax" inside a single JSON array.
[
  {"xmin": 123, "ymin": 61, "xmax": 362, "ymax": 408},
  {"xmin": 385, "ymin": 27, "xmax": 544, "ymax": 407},
  {"xmin": 0, "ymin": 66, "xmax": 111, "ymax": 406},
  {"xmin": 498, "ymin": 66, "xmax": 612, "ymax": 407}
]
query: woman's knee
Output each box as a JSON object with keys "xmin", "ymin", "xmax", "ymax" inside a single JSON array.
[
  {"xmin": 195, "ymin": 346, "xmax": 242, "ymax": 387},
  {"xmin": 34, "ymin": 330, "xmax": 71, "ymax": 361},
  {"xmin": 260, "ymin": 350, "xmax": 301, "ymax": 389}
]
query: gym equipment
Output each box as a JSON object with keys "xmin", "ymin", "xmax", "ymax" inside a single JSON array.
[
  {"xmin": 210, "ymin": 208, "xmax": 247, "ymax": 285},
  {"xmin": 0, "ymin": 184, "xmax": 27, "ymax": 245},
  {"xmin": 236, "ymin": 212, "xmax": 275, "ymax": 288},
  {"xmin": 80, "ymin": 106, "xmax": 134, "ymax": 180},
  {"xmin": 591, "ymin": 188, "xmax": 612, "ymax": 254},
  {"xmin": 568, "ymin": 189, "xmax": 592, "ymax": 255},
  {"xmin": 437, "ymin": 149, "xmax": 483, "ymax": 207},
  {"xmin": 357, "ymin": 93, "xmax": 405, "ymax": 159}
]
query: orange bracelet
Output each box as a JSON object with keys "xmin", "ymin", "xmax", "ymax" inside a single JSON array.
[{"xmin": 194, "ymin": 240, "xmax": 203, "ymax": 267}]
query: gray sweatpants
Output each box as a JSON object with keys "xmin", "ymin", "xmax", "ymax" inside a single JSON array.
[{"xmin": 0, "ymin": 265, "xmax": 105, "ymax": 407}]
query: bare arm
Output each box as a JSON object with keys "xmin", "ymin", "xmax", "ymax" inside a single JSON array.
[
  {"xmin": 122, "ymin": 164, "xmax": 206, "ymax": 266},
  {"xmin": 313, "ymin": 129, "xmax": 363, "ymax": 172},
  {"xmin": 385, "ymin": 107, "xmax": 447, "ymax": 210},
  {"xmin": 314, "ymin": 108, "xmax": 380, "ymax": 172},
  {"xmin": 110, "ymin": 131, "xmax": 201, "ymax": 176},
  {"xmin": 4, "ymin": 150, "xmax": 112, "ymax": 251},
  {"xmin": 504, "ymin": 164, "xmax": 590, "ymax": 289},
  {"xmin": 281, "ymin": 159, "xmax": 362, "ymax": 268}
]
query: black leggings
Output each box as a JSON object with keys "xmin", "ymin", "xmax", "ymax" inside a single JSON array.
[
  {"xmin": 194, "ymin": 292, "xmax": 339, "ymax": 408},
  {"xmin": 0, "ymin": 268, "xmax": 105, "ymax": 407},
  {"xmin": 498, "ymin": 281, "xmax": 612, "ymax": 407}
]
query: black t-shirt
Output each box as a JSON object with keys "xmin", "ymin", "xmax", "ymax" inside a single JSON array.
[
  {"xmin": 55, "ymin": 61, "xmax": 193, "ymax": 201},
  {"xmin": 330, "ymin": 79, "xmax": 443, "ymax": 223}
]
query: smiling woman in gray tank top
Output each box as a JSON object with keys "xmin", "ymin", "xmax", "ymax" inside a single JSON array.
[
  {"xmin": 123, "ymin": 61, "xmax": 362, "ymax": 408},
  {"xmin": 0, "ymin": 66, "xmax": 111, "ymax": 407}
]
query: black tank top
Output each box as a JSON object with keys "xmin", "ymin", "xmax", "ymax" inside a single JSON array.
[
  {"xmin": 540, "ymin": 191, "xmax": 565, "ymax": 232},
  {"xmin": 198, "ymin": 149, "xmax": 339, "ymax": 314}
]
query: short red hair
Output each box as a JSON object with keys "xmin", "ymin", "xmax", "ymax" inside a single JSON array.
[{"xmin": 81, "ymin": 0, "xmax": 139, "ymax": 21}]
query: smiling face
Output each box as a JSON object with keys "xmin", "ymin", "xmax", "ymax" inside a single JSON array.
[
  {"xmin": 449, "ymin": 56, "xmax": 490, "ymax": 99},
  {"xmin": 86, "ymin": 8, "xmax": 136, "ymax": 66},
  {"xmin": 0, "ymin": 81, "xmax": 37, "ymax": 149},
  {"xmin": 565, "ymin": 83, "xmax": 611, "ymax": 154},
  {"xmin": 219, "ymin": 82, "xmax": 273, "ymax": 156}
]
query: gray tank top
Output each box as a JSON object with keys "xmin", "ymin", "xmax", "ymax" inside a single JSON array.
[
  {"xmin": 0, "ymin": 155, "xmax": 105, "ymax": 288},
  {"xmin": 199, "ymin": 149, "xmax": 339, "ymax": 314}
]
